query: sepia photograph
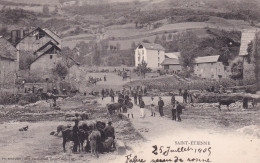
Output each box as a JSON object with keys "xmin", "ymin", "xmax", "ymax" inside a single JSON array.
[{"xmin": 0, "ymin": 0, "xmax": 260, "ymax": 162}]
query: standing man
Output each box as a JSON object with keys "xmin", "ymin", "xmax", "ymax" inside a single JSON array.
[
  {"xmin": 139, "ymin": 99, "xmax": 145, "ymax": 118},
  {"xmin": 101, "ymin": 89, "xmax": 105, "ymax": 100},
  {"xmin": 104, "ymin": 121, "xmax": 115, "ymax": 148},
  {"xmin": 176, "ymin": 101, "xmax": 182, "ymax": 122},
  {"xmin": 104, "ymin": 75, "xmax": 107, "ymax": 82},
  {"xmin": 127, "ymin": 99, "xmax": 134, "ymax": 118},
  {"xmin": 158, "ymin": 97, "xmax": 164, "ymax": 117},
  {"xmin": 150, "ymin": 96, "xmax": 156, "ymax": 117},
  {"xmin": 243, "ymin": 97, "xmax": 249, "ymax": 109},
  {"xmin": 138, "ymin": 92, "xmax": 143, "ymax": 105},
  {"xmin": 172, "ymin": 101, "xmax": 177, "ymax": 121},
  {"xmin": 72, "ymin": 119, "xmax": 80, "ymax": 153},
  {"xmin": 171, "ymin": 94, "xmax": 176, "ymax": 106},
  {"xmin": 110, "ymin": 89, "xmax": 115, "ymax": 103},
  {"xmin": 134, "ymin": 90, "xmax": 138, "ymax": 105},
  {"xmin": 183, "ymin": 90, "xmax": 188, "ymax": 103}
]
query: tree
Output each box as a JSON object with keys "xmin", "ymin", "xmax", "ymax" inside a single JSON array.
[
  {"xmin": 131, "ymin": 42, "xmax": 136, "ymax": 50},
  {"xmin": 92, "ymin": 44, "xmax": 102, "ymax": 66},
  {"xmin": 230, "ymin": 58, "xmax": 243, "ymax": 80},
  {"xmin": 178, "ymin": 31, "xmax": 199, "ymax": 76},
  {"xmin": 251, "ymin": 33, "xmax": 260, "ymax": 90},
  {"xmin": 52, "ymin": 62, "xmax": 68, "ymax": 80},
  {"xmin": 168, "ymin": 33, "xmax": 172, "ymax": 40},
  {"xmin": 161, "ymin": 34, "xmax": 166, "ymax": 41},
  {"xmin": 142, "ymin": 39, "xmax": 150, "ymax": 43},
  {"xmin": 154, "ymin": 35, "xmax": 160, "ymax": 44},
  {"xmin": 116, "ymin": 42, "xmax": 121, "ymax": 51},
  {"xmin": 42, "ymin": 5, "xmax": 49, "ymax": 15},
  {"xmin": 136, "ymin": 61, "xmax": 150, "ymax": 78}
]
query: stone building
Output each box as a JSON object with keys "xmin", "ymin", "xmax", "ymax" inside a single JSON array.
[
  {"xmin": 0, "ymin": 37, "xmax": 19, "ymax": 90},
  {"xmin": 194, "ymin": 55, "xmax": 229, "ymax": 80}
]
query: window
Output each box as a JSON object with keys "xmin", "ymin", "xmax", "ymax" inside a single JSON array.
[
  {"xmin": 158, "ymin": 57, "xmax": 160, "ymax": 61},
  {"xmin": 158, "ymin": 63, "xmax": 160, "ymax": 67},
  {"xmin": 211, "ymin": 63, "xmax": 213, "ymax": 66},
  {"xmin": 138, "ymin": 57, "xmax": 140, "ymax": 62},
  {"xmin": 158, "ymin": 50, "xmax": 160, "ymax": 55},
  {"xmin": 211, "ymin": 75, "xmax": 214, "ymax": 78},
  {"xmin": 142, "ymin": 50, "xmax": 144, "ymax": 54},
  {"xmin": 50, "ymin": 55, "xmax": 53, "ymax": 59}
]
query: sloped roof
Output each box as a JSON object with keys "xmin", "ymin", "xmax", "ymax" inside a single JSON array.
[
  {"xmin": 239, "ymin": 30, "xmax": 256, "ymax": 56},
  {"xmin": 139, "ymin": 43, "xmax": 165, "ymax": 51},
  {"xmin": 161, "ymin": 58, "xmax": 180, "ymax": 65},
  {"xmin": 42, "ymin": 28, "xmax": 61, "ymax": 45},
  {"xmin": 31, "ymin": 42, "xmax": 61, "ymax": 64},
  {"xmin": 165, "ymin": 52, "xmax": 180, "ymax": 59},
  {"xmin": 0, "ymin": 37, "xmax": 18, "ymax": 61},
  {"xmin": 16, "ymin": 27, "xmax": 61, "ymax": 46},
  {"xmin": 195, "ymin": 55, "xmax": 220, "ymax": 64}
]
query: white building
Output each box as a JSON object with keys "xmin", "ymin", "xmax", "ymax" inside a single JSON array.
[{"xmin": 135, "ymin": 43, "xmax": 166, "ymax": 69}]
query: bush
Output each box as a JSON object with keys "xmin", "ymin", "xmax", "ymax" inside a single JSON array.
[{"xmin": 0, "ymin": 94, "xmax": 19, "ymax": 105}]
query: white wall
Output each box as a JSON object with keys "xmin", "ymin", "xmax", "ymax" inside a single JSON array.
[{"xmin": 135, "ymin": 47, "xmax": 165, "ymax": 69}]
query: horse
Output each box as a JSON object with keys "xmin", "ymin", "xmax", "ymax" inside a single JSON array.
[
  {"xmin": 61, "ymin": 127, "xmax": 89, "ymax": 152},
  {"xmin": 88, "ymin": 129, "xmax": 101, "ymax": 158}
]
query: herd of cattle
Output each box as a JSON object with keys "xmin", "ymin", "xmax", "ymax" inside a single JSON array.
[{"xmin": 52, "ymin": 121, "xmax": 114, "ymax": 157}]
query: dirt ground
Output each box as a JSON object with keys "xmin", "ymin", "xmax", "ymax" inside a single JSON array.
[{"xmin": 0, "ymin": 73, "xmax": 260, "ymax": 163}]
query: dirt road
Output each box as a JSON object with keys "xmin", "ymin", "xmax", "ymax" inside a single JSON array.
[{"xmin": 98, "ymin": 96, "xmax": 260, "ymax": 163}]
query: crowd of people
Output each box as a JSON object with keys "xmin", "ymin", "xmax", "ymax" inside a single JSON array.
[{"xmin": 103, "ymin": 86, "xmax": 191, "ymax": 122}]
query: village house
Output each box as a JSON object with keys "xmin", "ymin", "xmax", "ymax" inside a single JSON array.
[
  {"xmin": 29, "ymin": 41, "xmax": 80, "ymax": 81},
  {"xmin": 135, "ymin": 43, "xmax": 166, "ymax": 69},
  {"xmin": 161, "ymin": 52, "xmax": 182, "ymax": 73},
  {"xmin": 0, "ymin": 37, "xmax": 19, "ymax": 90},
  {"xmin": 14, "ymin": 27, "xmax": 61, "ymax": 52},
  {"xmin": 238, "ymin": 30, "xmax": 257, "ymax": 81},
  {"xmin": 194, "ymin": 55, "xmax": 229, "ymax": 80}
]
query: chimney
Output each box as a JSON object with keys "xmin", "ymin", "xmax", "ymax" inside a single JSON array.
[{"xmin": 11, "ymin": 30, "xmax": 18, "ymax": 44}]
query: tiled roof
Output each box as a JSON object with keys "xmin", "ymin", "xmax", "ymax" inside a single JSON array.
[
  {"xmin": 139, "ymin": 43, "xmax": 165, "ymax": 51},
  {"xmin": 161, "ymin": 58, "xmax": 180, "ymax": 65},
  {"xmin": 0, "ymin": 37, "xmax": 17, "ymax": 60},
  {"xmin": 195, "ymin": 55, "xmax": 220, "ymax": 64},
  {"xmin": 239, "ymin": 30, "xmax": 256, "ymax": 56},
  {"xmin": 165, "ymin": 52, "xmax": 180, "ymax": 59}
]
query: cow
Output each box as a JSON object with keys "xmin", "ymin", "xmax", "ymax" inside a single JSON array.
[
  {"xmin": 107, "ymin": 103, "xmax": 122, "ymax": 114},
  {"xmin": 218, "ymin": 99, "xmax": 236, "ymax": 111}
]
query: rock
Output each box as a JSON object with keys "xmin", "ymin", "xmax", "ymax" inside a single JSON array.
[{"xmin": 115, "ymin": 140, "xmax": 126, "ymax": 155}]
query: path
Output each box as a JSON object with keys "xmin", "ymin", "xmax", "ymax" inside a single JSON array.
[{"xmin": 98, "ymin": 96, "xmax": 260, "ymax": 163}]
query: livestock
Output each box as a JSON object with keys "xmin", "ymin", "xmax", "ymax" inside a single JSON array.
[
  {"xmin": 100, "ymin": 137, "xmax": 114, "ymax": 153},
  {"xmin": 218, "ymin": 99, "xmax": 236, "ymax": 111},
  {"xmin": 19, "ymin": 126, "xmax": 28, "ymax": 131},
  {"xmin": 56, "ymin": 124, "xmax": 71, "ymax": 136},
  {"xmin": 107, "ymin": 103, "xmax": 122, "ymax": 114},
  {"xmin": 61, "ymin": 128, "xmax": 89, "ymax": 152},
  {"xmin": 89, "ymin": 130, "xmax": 101, "ymax": 158}
]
